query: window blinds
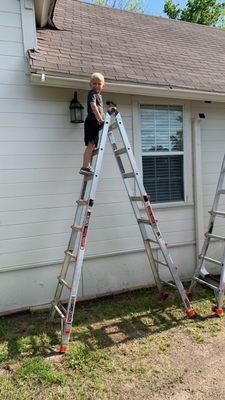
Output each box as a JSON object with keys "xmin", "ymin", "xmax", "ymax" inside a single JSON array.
[{"xmin": 140, "ymin": 105, "xmax": 184, "ymax": 203}]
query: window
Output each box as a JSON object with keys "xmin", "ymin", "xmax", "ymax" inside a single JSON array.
[{"xmin": 140, "ymin": 105, "xmax": 184, "ymax": 203}]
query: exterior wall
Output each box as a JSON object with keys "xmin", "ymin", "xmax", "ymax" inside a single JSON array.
[
  {"xmin": 1, "ymin": 2, "xmax": 224, "ymax": 314},
  {"xmin": 191, "ymin": 101, "xmax": 225, "ymax": 274}
]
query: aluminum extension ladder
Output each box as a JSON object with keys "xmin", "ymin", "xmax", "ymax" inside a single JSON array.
[
  {"xmin": 49, "ymin": 105, "xmax": 195, "ymax": 353},
  {"xmin": 189, "ymin": 154, "xmax": 225, "ymax": 316}
]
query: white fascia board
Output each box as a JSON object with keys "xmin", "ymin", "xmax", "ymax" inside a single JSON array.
[{"xmin": 30, "ymin": 72, "xmax": 225, "ymax": 102}]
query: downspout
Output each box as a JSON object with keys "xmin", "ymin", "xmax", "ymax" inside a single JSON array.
[{"xmin": 192, "ymin": 114, "xmax": 206, "ymax": 267}]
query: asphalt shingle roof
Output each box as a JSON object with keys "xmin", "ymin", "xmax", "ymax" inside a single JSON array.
[{"xmin": 29, "ymin": 0, "xmax": 225, "ymax": 93}]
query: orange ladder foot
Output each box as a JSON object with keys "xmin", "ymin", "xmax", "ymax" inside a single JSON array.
[
  {"xmin": 212, "ymin": 306, "xmax": 223, "ymax": 316},
  {"xmin": 59, "ymin": 345, "xmax": 68, "ymax": 353},
  {"xmin": 186, "ymin": 307, "xmax": 195, "ymax": 318}
]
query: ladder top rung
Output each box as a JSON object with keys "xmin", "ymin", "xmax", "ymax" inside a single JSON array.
[
  {"xmin": 218, "ymin": 189, "xmax": 225, "ymax": 194},
  {"xmin": 207, "ymin": 233, "xmax": 225, "ymax": 241},
  {"xmin": 122, "ymin": 172, "xmax": 135, "ymax": 179},
  {"xmin": 130, "ymin": 196, "xmax": 143, "ymax": 202},
  {"xmin": 114, "ymin": 147, "xmax": 127, "ymax": 156},
  {"xmin": 200, "ymin": 255, "xmax": 223, "ymax": 266}
]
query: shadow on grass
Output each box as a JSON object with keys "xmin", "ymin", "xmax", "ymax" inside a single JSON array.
[{"xmin": 0, "ymin": 285, "xmax": 214, "ymax": 362}]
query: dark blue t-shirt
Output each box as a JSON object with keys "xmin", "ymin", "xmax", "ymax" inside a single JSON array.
[{"xmin": 87, "ymin": 90, "xmax": 103, "ymax": 120}]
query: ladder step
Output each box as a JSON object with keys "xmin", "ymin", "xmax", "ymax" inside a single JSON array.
[
  {"xmin": 130, "ymin": 196, "xmax": 143, "ymax": 202},
  {"xmin": 58, "ymin": 277, "xmax": 72, "ymax": 290},
  {"xmin": 137, "ymin": 218, "xmax": 151, "ymax": 224},
  {"xmin": 71, "ymin": 225, "xmax": 82, "ymax": 231},
  {"xmin": 207, "ymin": 233, "xmax": 225, "ymax": 241},
  {"xmin": 218, "ymin": 189, "xmax": 225, "ymax": 195},
  {"xmin": 200, "ymin": 255, "xmax": 223, "ymax": 266},
  {"xmin": 122, "ymin": 172, "xmax": 135, "ymax": 179},
  {"xmin": 76, "ymin": 199, "xmax": 88, "ymax": 206},
  {"xmin": 153, "ymin": 258, "xmax": 168, "ymax": 267},
  {"xmin": 114, "ymin": 147, "xmax": 127, "ymax": 156},
  {"xmin": 210, "ymin": 210, "xmax": 225, "ymax": 217},
  {"xmin": 194, "ymin": 276, "xmax": 219, "ymax": 291},
  {"xmin": 51, "ymin": 301, "xmax": 66, "ymax": 319},
  {"xmin": 146, "ymin": 238, "xmax": 158, "ymax": 244},
  {"xmin": 65, "ymin": 251, "xmax": 77, "ymax": 258}
]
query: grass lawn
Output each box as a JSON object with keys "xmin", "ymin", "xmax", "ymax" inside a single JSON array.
[{"xmin": 0, "ymin": 285, "xmax": 224, "ymax": 400}]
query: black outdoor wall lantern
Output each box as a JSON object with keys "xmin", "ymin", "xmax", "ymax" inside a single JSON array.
[{"xmin": 70, "ymin": 92, "xmax": 84, "ymax": 123}]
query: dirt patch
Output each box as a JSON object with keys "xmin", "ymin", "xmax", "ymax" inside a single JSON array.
[{"xmin": 136, "ymin": 330, "xmax": 225, "ymax": 400}]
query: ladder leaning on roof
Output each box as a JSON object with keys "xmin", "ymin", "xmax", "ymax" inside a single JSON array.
[
  {"xmin": 49, "ymin": 104, "xmax": 195, "ymax": 353},
  {"xmin": 189, "ymin": 154, "xmax": 225, "ymax": 316}
]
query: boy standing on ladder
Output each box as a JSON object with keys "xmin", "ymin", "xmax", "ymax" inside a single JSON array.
[{"xmin": 79, "ymin": 72, "xmax": 105, "ymax": 176}]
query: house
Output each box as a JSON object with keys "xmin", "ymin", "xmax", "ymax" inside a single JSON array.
[{"xmin": 1, "ymin": 0, "xmax": 225, "ymax": 314}]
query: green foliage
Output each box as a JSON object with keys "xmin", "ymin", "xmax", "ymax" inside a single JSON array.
[
  {"xmin": 15, "ymin": 356, "xmax": 65, "ymax": 386},
  {"xmin": 93, "ymin": 0, "xmax": 144, "ymax": 12},
  {"xmin": 164, "ymin": 0, "xmax": 225, "ymax": 27}
]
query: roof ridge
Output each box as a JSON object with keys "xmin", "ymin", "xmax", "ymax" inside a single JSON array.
[{"xmin": 77, "ymin": 0, "xmax": 225, "ymax": 34}]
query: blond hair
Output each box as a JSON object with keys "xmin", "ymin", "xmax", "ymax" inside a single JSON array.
[{"xmin": 90, "ymin": 72, "xmax": 105, "ymax": 83}]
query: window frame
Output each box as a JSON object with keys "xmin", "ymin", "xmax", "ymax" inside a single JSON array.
[{"xmin": 131, "ymin": 96, "xmax": 193, "ymax": 208}]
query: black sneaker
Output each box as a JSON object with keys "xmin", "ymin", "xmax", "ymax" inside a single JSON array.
[{"xmin": 79, "ymin": 167, "xmax": 94, "ymax": 176}]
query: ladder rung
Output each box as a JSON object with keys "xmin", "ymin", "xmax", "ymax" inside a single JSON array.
[
  {"xmin": 207, "ymin": 233, "xmax": 225, "ymax": 241},
  {"xmin": 194, "ymin": 277, "xmax": 219, "ymax": 291},
  {"xmin": 65, "ymin": 251, "xmax": 77, "ymax": 258},
  {"xmin": 58, "ymin": 277, "xmax": 72, "ymax": 290},
  {"xmin": 76, "ymin": 199, "xmax": 88, "ymax": 206},
  {"xmin": 71, "ymin": 225, "xmax": 82, "ymax": 231},
  {"xmin": 210, "ymin": 210, "xmax": 225, "ymax": 217},
  {"xmin": 137, "ymin": 218, "xmax": 151, "ymax": 224},
  {"xmin": 153, "ymin": 258, "xmax": 168, "ymax": 267},
  {"xmin": 114, "ymin": 147, "xmax": 127, "ymax": 156},
  {"xmin": 122, "ymin": 172, "xmax": 135, "ymax": 179},
  {"xmin": 51, "ymin": 302, "xmax": 66, "ymax": 319},
  {"xmin": 146, "ymin": 238, "xmax": 158, "ymax": 244},
  {"xmin": 130, "ymin": 196, "xmax": 143, "ymax": 202},
  {"xmin": 200, "ymin": 255, "xmax": 223, "ymax": 266},
  {"xmin": 218, "ymin": 189, "xmax": 225, "ymax": 195},
  {"xmin": 161, "ymin": 280, "xmax": 176, "ymax": 289}
]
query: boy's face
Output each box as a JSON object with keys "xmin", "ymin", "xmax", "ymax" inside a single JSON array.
[{"xmin": 90, "ymin": 78, "xmax": 105, "ymax": 92}]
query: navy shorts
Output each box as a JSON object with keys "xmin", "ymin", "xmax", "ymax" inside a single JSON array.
[{"xmin": 84, "ymin": 117, "xmax": 104, "ymax": 147}]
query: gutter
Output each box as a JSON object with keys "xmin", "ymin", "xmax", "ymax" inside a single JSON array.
[{"xmin": 30, "ymin": 72, "xmax": 225, "ymax": 102}]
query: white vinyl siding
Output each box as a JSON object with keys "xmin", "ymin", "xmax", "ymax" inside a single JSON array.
[{"xmin": 140, "ymin": 105, "xmax": 184, "ymax": 203}]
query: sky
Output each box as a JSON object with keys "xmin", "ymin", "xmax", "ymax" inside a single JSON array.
[
  {"xmin": 84, "ymin": 1, "xmax": 190, "ymax": 17},
  {"xmin": 84, "ymin": 0, "xmax": 224, "ymax": 17},
  {"xmin": 140, "ymin": 0, "xmax": 187, "ymax": 16}
]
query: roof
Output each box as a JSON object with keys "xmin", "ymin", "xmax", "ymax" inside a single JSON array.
[{"xmin": 29, "ymin": 0, "xmax": 225, "ymax": 94}]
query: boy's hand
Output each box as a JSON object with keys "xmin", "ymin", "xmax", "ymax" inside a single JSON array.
[{"xmin": 97, "ymin": 116, "xmax": 105, "ymax": 124}]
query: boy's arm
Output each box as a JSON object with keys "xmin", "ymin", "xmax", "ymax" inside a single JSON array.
[{"xmin": 90, "ymin": 102, "xmax": 105, "ymax": 123}]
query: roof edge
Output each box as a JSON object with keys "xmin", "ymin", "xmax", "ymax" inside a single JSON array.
[{"xmin": 30, "ymin": 72, "xmax": 225, "ymax": 103}]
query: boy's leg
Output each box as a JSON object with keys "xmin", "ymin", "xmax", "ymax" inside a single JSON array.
[{"xmin": 82, "ymin": 142, "xmax": 95, "ymax": 168}]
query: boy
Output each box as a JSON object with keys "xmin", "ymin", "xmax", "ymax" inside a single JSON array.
[{"xmin": 79, "ymin": 73, "xmax": 105, "ymax": 176}]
